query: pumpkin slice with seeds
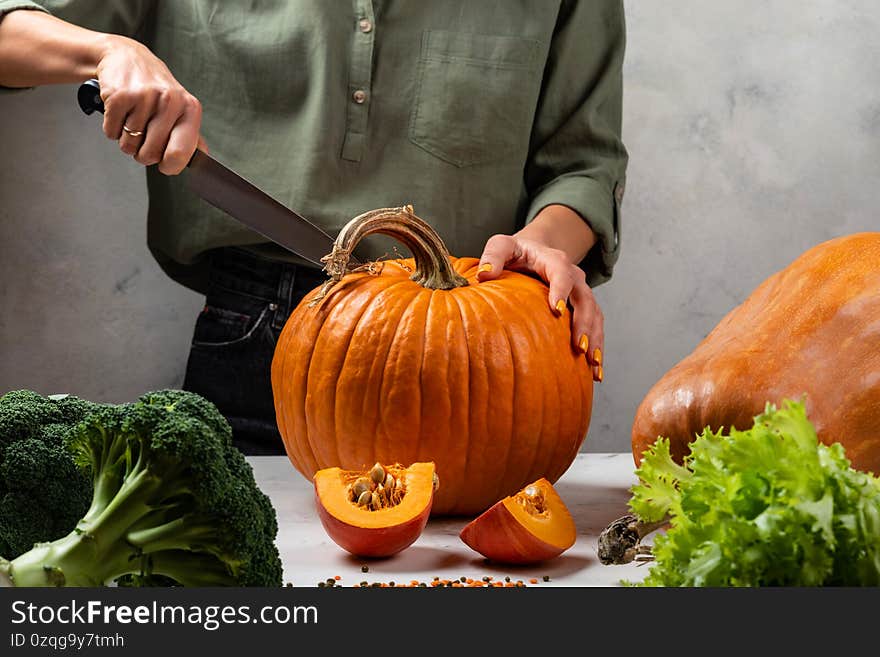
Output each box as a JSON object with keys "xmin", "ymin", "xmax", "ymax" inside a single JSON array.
[{"xmin": 314, "ymin": 461, "xmax": 437, "ymax": 558}]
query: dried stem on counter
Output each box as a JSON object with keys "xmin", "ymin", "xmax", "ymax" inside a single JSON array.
[{"xmin": 597, "ymin": 513, "xmax": 671, "ymax": 565}]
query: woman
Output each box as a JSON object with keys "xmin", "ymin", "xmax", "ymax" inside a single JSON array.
[{"xmin": 0, "ymin": 0, "xmax": 628, "ymax": 454}]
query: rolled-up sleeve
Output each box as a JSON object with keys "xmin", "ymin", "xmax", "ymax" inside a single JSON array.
[
  {"xmin": 0, "ymin": 0, "xmax": 45, "ymax": 20},
  {"xmin": 524, "ymin": 0, "xmax": 629, "ymax": 287},
  {"xmin": 0, "ymin": 0, "xmax": 154, "ymax": 93},
  {"xmin": 0, "ymin": 0, "xmax": 152, "ymax": 33}
]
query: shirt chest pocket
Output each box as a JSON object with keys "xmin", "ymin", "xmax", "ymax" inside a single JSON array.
[{"xmin": 409, "ymin": 30, "xmax": 543, "ymax": 168}]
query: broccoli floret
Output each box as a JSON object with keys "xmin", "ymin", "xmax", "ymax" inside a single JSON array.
[
  {"xmin": 51, "ymin": 394, "xmax": 103, "ymax": 426},
  {"xmin": 1, "ymin": 438, "xmax": 51, "ymax": 491},
  {"xmin": 0, "ymin": 391, "xmax": 97, "ymax": 559},
  {"xmin": 0, "ymin": 493, "xmax": 54, "ymax": 558},
  {"xmin": 0, "ymin": 389, "xmax": 283, "ymax": 587},
  {"xmin": 0, "ymin": 390, "xmax": 61, "ymax": 449}
]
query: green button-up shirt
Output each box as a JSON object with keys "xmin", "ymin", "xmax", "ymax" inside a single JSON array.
[{"xmin": 1, "ymin": 0, "xmax": 628, "ymax": 293}]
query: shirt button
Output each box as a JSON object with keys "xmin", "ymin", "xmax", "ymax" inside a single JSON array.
[
  {"xmin": 358, "ymin": 18, "xmax": 373, "ymax": 33},
  {"xmin": 352, "ymin": 89, "xmax": 367, "ymax": 104}
]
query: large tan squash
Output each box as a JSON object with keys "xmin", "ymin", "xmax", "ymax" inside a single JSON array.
[
  {"xmin": 272, "ymin": 207, "xmax": 593, "ymax": 516},
  {"xmin": 632, "ymin": 232, "xmax": 880, "ymax": 474}
]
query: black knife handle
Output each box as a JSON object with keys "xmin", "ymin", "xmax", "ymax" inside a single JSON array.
[
  {"xmin": 77, "ymin": 78, "xmax": 104, "ymax": 115},
  {"xmin": 76, "ymin": 79, "xmax": 199, "ymax": 169}
]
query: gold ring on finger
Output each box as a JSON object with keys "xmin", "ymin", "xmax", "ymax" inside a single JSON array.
[{"xmin": 122, "ymin": 125, "xmax": 144, "ymax": 137}]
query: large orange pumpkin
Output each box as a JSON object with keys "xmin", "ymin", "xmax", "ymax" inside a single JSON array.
[
  {"xmin": 632, "ymin": 232, "xmax": 880, "ymax": 474},
  {"xmin": 271, "ymin": 206, "xmax": 593, "ymax": 515}
]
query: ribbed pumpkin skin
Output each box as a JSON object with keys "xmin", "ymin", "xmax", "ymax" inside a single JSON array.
[
  {"xmin": 272, "ymin": 256, "xmax": 593, "ymax": 515},
  {"xmin": 632, "ymin": 232, "xmax": 880, "ymax": 474}
]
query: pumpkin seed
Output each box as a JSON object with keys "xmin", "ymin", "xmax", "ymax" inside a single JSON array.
[
  {"xmin": 352, "ymin": 477, "xmax": 372, "ymax": 498},
  {"xmin": 357, "ymin": 490, "xmax": 372, "ymax": 506},
  {"xmin": 371, "ymin": 491, "xmax": 381, "ymax": 509},
  {"xmin": 384, "ymin": 473, "xmax": 395, "ymax": 489},
  {"xmin": 370, "ymin": 462, "xmax": 386, "ymax": 484}
]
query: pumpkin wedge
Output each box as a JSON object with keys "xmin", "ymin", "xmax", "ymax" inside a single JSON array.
[
  {"xmin": 272, "ymin": 206, "xmax": 593, "ymax": 515},
  {"xmin": 314, "ymin": 461, "xmax": 436, "ymax": 558},
  {"xmin": 632, "ymin": 232, "xmax": 880, "ymax": 473},
  {"xmin": 459, "ymin": 478, "xmax": 576, "ymax": 565}
]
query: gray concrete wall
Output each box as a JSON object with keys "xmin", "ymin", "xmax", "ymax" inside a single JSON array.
[
  {"xmin": 2, "ymin": 1, "xmax": 879, "ymax": 452},
  {"xmin": 0, "ymin": 85, "xmax": 203, "ymax": 402}
]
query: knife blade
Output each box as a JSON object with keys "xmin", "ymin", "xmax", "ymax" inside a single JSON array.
[{"xmin": 76, "ymin": 78, "xmax": 343, "ymax": 268}]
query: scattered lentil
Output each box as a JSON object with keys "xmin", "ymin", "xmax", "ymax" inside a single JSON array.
[{"xmin": 318, "ymin": 571, "xmax": 551, "ymax": 588}]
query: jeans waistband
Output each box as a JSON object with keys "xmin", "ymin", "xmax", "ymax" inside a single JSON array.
[{"xmin": 206, "ymin": 247, "xmax": 326, "ymax": 329}]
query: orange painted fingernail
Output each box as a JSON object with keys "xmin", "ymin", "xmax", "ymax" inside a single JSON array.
[
  {"xmin": 477, "ymin": 263, "xmax": 493, "ymax": 274},
  {"xmin": 593, "ymin": 348, "xmax": 602, "ymax": 365},
  {"xmin": 555, "ymin": 299, "xmax": 566, "ymax": 315},
  {"xmin": 596, "ymin": 365, "xmax": 604, "ymax": 382},
  {"xmin": 578, "ymin": 334, "xmax": 589, "ymax": 353}
]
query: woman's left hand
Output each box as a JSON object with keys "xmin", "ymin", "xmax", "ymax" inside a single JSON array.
[{"xmin": 476, "ymin": 233, "xmax": 604, "ymax": 383}]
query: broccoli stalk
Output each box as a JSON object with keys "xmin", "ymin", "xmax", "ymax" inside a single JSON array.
[{"xmin": 0, "ymin": 390, "xmax": 282, "ymax": 587}]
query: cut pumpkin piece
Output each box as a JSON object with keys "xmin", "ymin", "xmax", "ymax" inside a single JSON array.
[
  {"xmin": 459, "ymin": 478, "xmax": 576, "ymax": 565},
  {"xmin": 314, "ymin": 461, "xmax": 436, "ymax": 558}
]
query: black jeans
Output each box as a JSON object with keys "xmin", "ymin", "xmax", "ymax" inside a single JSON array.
[{"xmin": 182, "ymin": 247, "xmax": 326, "ymax": 455}]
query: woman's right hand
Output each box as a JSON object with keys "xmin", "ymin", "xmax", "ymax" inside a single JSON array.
[{"xmin": 96, "ymin": 35, "xmax": 204, "ymax": 175}]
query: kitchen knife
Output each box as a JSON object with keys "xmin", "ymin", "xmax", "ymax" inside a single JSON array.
[{"xmin": 76, "ymin": 78, "xmax": 345, "ymax": 269}]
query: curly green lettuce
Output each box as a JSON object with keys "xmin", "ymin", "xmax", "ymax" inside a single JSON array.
[{"xmin": 629, "ymin": 399, "xmax": 880, "ymax": 586}]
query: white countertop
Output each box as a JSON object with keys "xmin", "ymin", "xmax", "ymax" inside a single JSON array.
[{"xmin": 250, "ymin": 453, "xmax": 652, "ymax": 588}]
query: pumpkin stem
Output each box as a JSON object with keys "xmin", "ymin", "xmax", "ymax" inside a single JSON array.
[{"xmin": 311, "ymin": 205, "xmax": 469, "ymax": 305}]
